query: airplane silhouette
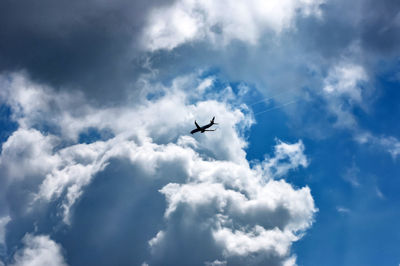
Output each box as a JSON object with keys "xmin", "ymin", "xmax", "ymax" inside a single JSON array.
[{"xmin": 190, "ymin": 117, "xmax": 218, "ymax": 134}]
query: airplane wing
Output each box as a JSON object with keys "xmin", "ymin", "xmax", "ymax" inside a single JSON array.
[
  {"xmin": 204, "ymin": 129, "xmax": 216, "ymax": 131},
  {"xmin": 195, "ymin": 121, "xmax": 201, "ymax": 129}
]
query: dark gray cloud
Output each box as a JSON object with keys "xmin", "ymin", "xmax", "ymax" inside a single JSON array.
[
  {"xmin": 1, "ymin": 0, "xmax": 398, "ymax": 105},
  {"xmin": 293, "ymin": 0, "xmax": 400, "ymax": 73},
  {"xmin": 360, "ymin": 0, "xmax": 400, "ymax": 56},
  {"xmin": 0, "ymin": 0, "xmax": 174, "ymax": 102},
  {"xmin": 55, "ymin": 158, "xmax": 170, "ymax": 266}
]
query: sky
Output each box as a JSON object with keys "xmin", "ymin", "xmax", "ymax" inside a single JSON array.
[{"xmin": 0, "ymin": 0, "xmax": 399, "ymax": 265}]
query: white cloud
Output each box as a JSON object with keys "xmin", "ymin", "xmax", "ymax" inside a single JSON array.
[
  {"xmin": 205, "ymin": 260, "xmax": 227, "ymax": 266},
  {"xmin": 0, "ymin": 128, "xmax": 60, "ymax": 180},
  {"xmin": 376, "ymin": 136, "xmax": 400, "ymax": 159},
  {"xmin": 355, "ymin": 132, "xmax": 400, "ymax": 160},
  {"xmin": 10, "ymin": 234, "xmax": 67, "ymax": 266},
  {"xmin": 142, "ymin": 0, "xmax": 323, "ymax": 50},
  {"xmin": 0, "ymin": 72, "xmax": 252, "ymax": 223},
  {"xmin": 214, "ymin": 226, "xmax": 296, "ymax": 257},
  {"xmin": 342, "ymin": 161, "xmax": 360, "ymax": 187},
  {"xmin": 0, "ymin": 216, "xmax": 10, "ymax": 245},
  {"xmin": 322, "ymin": 62, "xmax": 368, "ymax": 128},
  {"xmin": 0, "ymin": 72, "xmax": 316, "ymax": 265},
  {"xmin": 320, "ymin": 61, "xmax": 400, "ymax": 159},
  {"xmin": 336, "ymin": 206, "xmax": 351, "ymax": 214},
  {"xmin": 263, "ymin": 139, "xmax": 308, "ymax": 177},
  {"xmin": 149, "ymin": 162, "xmax": 315, "ymax": 264},
  {"xmin": 375, "ymin": 186, "xmax": 385, "ymax": 199},
  {"xmin": 323, "ymin": 63, "xmax": 367, "ymax": 103}
]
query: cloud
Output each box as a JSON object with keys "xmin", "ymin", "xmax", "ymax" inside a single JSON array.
[
  {"xmin": 142, "ymin": 0, "xmax": 323, "ymax": 51},
  {"xmin": 342, "ymin": 161, "xmax": 360, "ymax": 187},
  {"xmin": 359, "ymin": 0, "xmax": 400, "ymax": 56},
  {"xmin": 336, "ymin": 206, "xmax": 351, "ymax": 214},
  {"xmin": 0, "ymin": 216, "xmax": 10, "ymax": 252},
  {"xmin": 375, "ymin": 186, "xmax": 385, "ymax": 199},
  {"xmin": 355, "ymin": 132, "xmax": 400, "ymax": 160},
  {"xmin": 0, "ymin": 0, "xmax": 175, "ymax": 102},
  {"xmin": 323, "ymin": 63, "xmax": 367, "ymax": 103},
  {"xmin": 263, "ymin": 139, "xmax": 308, "ymax": 177},
  {"xmin": 0, "ymin": 0, "xmax": 398, "ymax": 118},
  {"xmin": 138, "ymin": 0, "xmax": 400, "ymax": 101},
  {"xmin": 376, "ymin": 136, "xmax": 400, "ymax": 159},
  {"xmin": 0, "ymin": 1, "xmax": 398, "ymax": 265},
  {"xmin": 0, "ymin": 72, "xmax": 316, "ymax": 265},
  {"xmin": 0, "ymin": 0, "xmax": 398, "ymax": 112},
  {"xmin": 0, "ymin": 128, "xmax": 59, "ymax": 180},
  {"xmin": 205, "ymin": 260, "xmax": 227, "ymax": 266},
  {"xmin": 321, "ymin": 61, "xmax": 368, "ymax": 128},
  {"xmin": 137, "ymin": 0, "xmax": 400, "ymax": 143},
  {"xmin": 316, "ymin": 60, "xmax": 400, "ymax": 159},
  {"xmin": 149, "ymin": 177, "xmax": 315, "ymax": 265},
  {"xmin": 10, "ymin": 234, "xmax": 67, "ymax": 266}
]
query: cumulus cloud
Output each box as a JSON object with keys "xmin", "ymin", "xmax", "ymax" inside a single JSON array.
[
  {"xmin": 142, "ymin": 0, "xmax": 323, "ymax": 50},
  {"xmin": 263, "ymin": 139, "xmax": 308, "ymax": 177},
  {"xmin": 149, "ymin": 177, "xmax": 315, "ymax": 265},
  {"xmin": 323, "ymin": 63, "xmax": 367, "ymax": 103},
  {"xmin": 0, "ymin": 72, "xmax": 316, "ymax": 265},
  {"xmin": 10, "ymin": 234, "xmax": 67, "ymax": 266}
]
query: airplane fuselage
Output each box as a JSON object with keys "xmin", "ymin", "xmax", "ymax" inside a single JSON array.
[{"xmin": 190, "ymin": 123, "xmax": 213, "ymax": 134}]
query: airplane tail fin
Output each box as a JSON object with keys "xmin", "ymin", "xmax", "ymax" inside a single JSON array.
[{"xmin": 210, "ymin": 116, "xmax": 216, "ymax": 124}]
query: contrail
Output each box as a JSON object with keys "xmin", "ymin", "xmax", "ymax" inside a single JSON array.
[
  {"xmin": 253, "ymin": 99, "xmax": 301, "ymax": 116},
  {"xmin": 249, "ymin": 87, "xmax": 297, "ymax": 107}
]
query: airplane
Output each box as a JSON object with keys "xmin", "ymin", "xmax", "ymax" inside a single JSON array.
[{"xmin": 190, "ymin": 117, "xmax": 218, "ymax": 134}]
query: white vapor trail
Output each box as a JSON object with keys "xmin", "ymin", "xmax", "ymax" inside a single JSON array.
[
  {"xmin": 253, "ymin": 99, "xmax": 301, "ymax": 116},
  {"xmin": 249, "ymin": 87, "xmax": 297, "ymax": 107}
]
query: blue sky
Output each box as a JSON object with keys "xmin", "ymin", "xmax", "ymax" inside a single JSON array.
[{"xmin": 0, "ymin": 0, "xmax": 400, "ymax": 265}]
